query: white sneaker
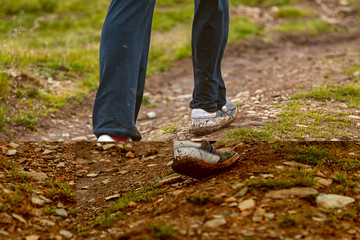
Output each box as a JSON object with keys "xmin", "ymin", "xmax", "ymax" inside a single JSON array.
[
  {"xmin": 98, "ymin": 135, "xmax": 132, "ymax": 142},
  {"xmin": 191, "ymin": 100, "xmax": 237, "ymax": 135}
]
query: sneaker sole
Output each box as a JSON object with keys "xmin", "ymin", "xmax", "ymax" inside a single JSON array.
[
  {"xmin": 171, "ymin": 152, "xmax": 239, "ymax": 179},
  {"xmin": 190, "ymin": 110, "xmax": 237, "ymax": 136}
]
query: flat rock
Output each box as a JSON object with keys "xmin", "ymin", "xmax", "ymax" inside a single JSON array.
[
  {"xmin": 56, "ymin": 162, "xmax": 66, "ymax": 168},
  {"xmin": 204, "ymin": 218, "xmax": 227, "ymax": 228},
  {"xmin": 105, "ymin": 194, "xmax": 120, "ymax": 201},
  {"xmin": 59, "ymin": 230, "xmax": 73, "ymax": 239},
  {"xmin": 316, "ymin": 177, "xmax": 333, "ymax": 187},
  {"xmin": 42, "ymin": 149, "xmax": 52, "ymax": 155},
  {"xmin": 87, "ymin": 173, "xmax": 99, "ymax": 178},
  {"xmin": 235, "ymin": 187, "xmax": 248, "ymax": 198},
  {"xmin": 102, "ymin": 144, "xmax": 115, "ymax": 151},
  {"xmin": 55, "ymin": 209, "xmax": 68, "ymax": 217},
  {"xmin": 159, "ymin": 175, "xmax": 182, "ymax": 185},
  {"xmin": 238, "ymin": 198, "xmax": 256, "ymax": 211},
  {"xmin": 12, "ymin": 213, "xmax": 27, "ymax": 224},
  {"xmin": 31, "ymin": 197, "xmax": 45, "ymax": 206},
  {"xmin": 8, "ymin": 142, "xmax": 19, "ymax": 148},
  {"xmin": 316, "ymin": 194, "xmax": 355, "ymax": 209},
  {"xmin": 20, "ymin": 171, "xmax": 48, "ymax": 182},
  {"xmin": 283, "ymin": 161, "xmax": 311, "ymax": 168},
  {"xmin": 6, "ymin": 150, "xmax": 17, "ymax": 156},
  {"xmin": 265, "ymin": 188, "xmax": 318, "ymax": 199},
  {"xmin": 25, "ymin": 235, "xmax": 40, "ymax": 240}
]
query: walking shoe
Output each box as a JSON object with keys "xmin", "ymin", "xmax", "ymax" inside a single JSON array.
[
  {"xmin": 98, "ymin": 135, "xmax": 132, "ymax": 142},
  {"xmin": 172, "ymin": 141, "xmax": 239, "ymax": 179},
  {"xmin": 190, "ymin": 100, "xmax": 237, "ymax": 136}
]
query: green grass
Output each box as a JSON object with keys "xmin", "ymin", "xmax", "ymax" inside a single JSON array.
[
  {"xmin": 224, "ymin": 128, "xmax": 274, "ymax": 141},
  {"xmin": 247, "ymin": 177, "xmax": 315, "ymax": 190},
  {"xmin": 162, "ymin": 125, "xmax": 178, "ymax": 133},
  {"xmin": 93, "ymin": 184, "xmax": 164, "ymax": 227},
  {"xmin": 43, "ymin": 179, "xmax": 75, "ymax": 200},
  {"xmin": 278, "ymin": 215, "xmax": 298, "ymax": 227},
  {"xmin": 294, "ymin": 83, "xmax": 360, "ymax": 107},
  {"xmin": 275, "ymin": 7, "xmax": 312, "ymax": 18},
  {"xmin": 149, "ymin": 224, "xmax": 177, "ymax": 239},
  {"xmin": 275, "ymin": 20, "xmax": 342, "ymax": 35}
]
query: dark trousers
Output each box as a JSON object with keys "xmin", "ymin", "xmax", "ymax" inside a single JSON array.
[{"xmin": 93, "ymin": 0, "xmax": 229, "ymax": 141}]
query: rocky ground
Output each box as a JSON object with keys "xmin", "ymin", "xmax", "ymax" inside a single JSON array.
[{"xmin": 3, "ymin": 142, "xmax": 359, "ymax": 239}]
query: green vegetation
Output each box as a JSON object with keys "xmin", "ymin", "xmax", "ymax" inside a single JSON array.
[
  {"xmin": 275, "ymin": 20, "xmax": 341, "ymax": 35},
  {"xmin": 162, "ymin": 125, "xmax": 178, "ymax": 133},
  {"xmin": 294, "ymin": 83, "xmax": 360, "ymax": 107},
  {"xmin": 278, "ymin": 214, "xmax": 298, "ymax": 227},
  {"xmin": 187, "ymin": 193, "xmax": 214, "ymax": 205},
  {"xmin": 275, "ymin": 7, "xmax": 311, "ymax": 18},
  {"xmin": 149, "ymin": 224, "xmax": 177, "ymax": 239},
  {"xmin": 247, "ymin": 177, "xmax": 315, "ymax": 190},
  {"xmin": 43, "ymin": 179, "xmax": 75, "ymax": 200},
  {"xmin": 93, "ymin": 184, "xmax": 164, "ymax": 227},
  {"xmin": 224, "ymin": 128, "xmax": 273, "ymax": 141}
]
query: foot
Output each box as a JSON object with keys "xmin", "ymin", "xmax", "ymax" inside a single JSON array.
[
  {"xmin": 98, "ymin": 135, "xmax": 132, "ymax": 142},
  {"xmin": 172, "ymin": 141, "xmax": 239, "ymax": 179},
  {"xmin": 190, "ymin": 100, "xmax": 237, "ymax": 136}
]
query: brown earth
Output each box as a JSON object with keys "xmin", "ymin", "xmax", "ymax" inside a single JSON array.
[
  {"xmin": 1, "ymin": 142, "xmax": 360, "ymax": 239},
  {"xmin": 1, "ymin": 0, "xmax": 360, "ymax": 141}
]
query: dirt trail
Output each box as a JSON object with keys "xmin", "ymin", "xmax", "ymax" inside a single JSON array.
[{"xmin": 12, "ymin": 32, "xmax": 360, "ymax": 142}]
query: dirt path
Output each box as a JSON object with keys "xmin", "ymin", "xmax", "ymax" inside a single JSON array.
[{"xmin": 11, "ymin": 32, "xmax": 360, "ymax": 142}]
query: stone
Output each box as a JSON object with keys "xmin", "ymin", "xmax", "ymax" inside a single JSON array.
[
  {"xmin": 59, "ymin": 230, "xmax": 73, "ymax": 239},
  {"xmin": 31, "ymin": 197, "xmax": 45, "ymax": 206},
  {"xmin": 105, "ymin": 194, "xmax": 120, "ymax": 201},
  {"xmin": 126, "ymin": 151, "xmax": 135, "ymax": 158},
  {"xmin": 12, "ymin": 213, "xmax": 27, "ymax": 224},
  {"xmin": 25, "ymin": 235, "xmax": 40, "ymax": 240},
  {"xmin": 20, "ymin": 171, "xmax": 48, "ymax": 182},
  {"xmin": 87, "ymin": 173, "xmax": 99, "ymax": 178},
  {"xmin": 55, "ymin": 209, "xmax": 68, "ymax": 217},
  {"xmin": 39, "ymin": 219, "xmax": 55, "ymax": 227},
  {"xmin": 9, "ymin": 142, "xmax": 19, "ymax": 148},
  {"xmin": 42, "ymin": 149, "xmax": 52, "ymax": 155},
  {"xmin": 56, "ymin": 162, "xmax": 65, "ymax": 168},
  {"xmin": 316, "ymin": 194, "xmax": 355, "ymax": 209},
  {"xmin": 235, "ymin": 187, "xmax": 248, "ymax": 198},
  {"xmin": 102, "ymin": 179, "xmax": 111, "ymax": 185},
  {"xmin": 204, "ymin": 218, "xmax": 227, "ymax": 228},
  {"xmin": 265, "ymin": 188, "xmax": 318, "ymax": 199},
  {"xmin": 159, "ymin": 175, "xmax": 182, "ymax": 185},
  {"xmin": 0, "ymin": 230, "xmax": 9, "ymax": 236},
  {"xmin": 240, "ymin": 230, "xmax": 255, "ymax": 237},
  {"xmin": 283, "ymin": 161, "xmax": 311, "ymax": 168},
  {"xmin": 6, "ymin": 150, "xmax": 17, "ymax": 156},
  {"xmin": 238, "ymin": 198, "xmax": 256, "ymax": 211},
  {"xmin": 262, "ymin": 174, "xmax": 274, "ymax": 179},
  {"xmin": 102, "ymin": 144, "xmax": 115, "ymax": 151},
  {"xmin": 316, "ymin": 178, "xmax": 333, "ymax": 187},
  {"xmin": 264, "ymin": 213, "xmax": 275, "ymax": 220},
  {"xmin": 232, "ymin": 183, "xmax": 244, "ymax": 189},
  {"xmin": 146, "ymin": 148, "xmax": 158, "ymax": 156},
  {"xmin": 224, "ymin": 197, "xmax": 237, "ymax": 203},
  {"xmin": 147, "ymin": 112, "xmax": 157, "ymax": 119}
]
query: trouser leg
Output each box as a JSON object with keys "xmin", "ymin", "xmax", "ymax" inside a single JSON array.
[
  {"xmin": 190, "ymin": 0, "xmax": 229, "ymax": 112},
  {"xmin": 93, "ymin": 0, "xmax": 155, "ymax": 141}
]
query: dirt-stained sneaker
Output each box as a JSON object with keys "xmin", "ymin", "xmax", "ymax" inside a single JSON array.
[
  {"xmin": 172, "ymin": 141, "xmax": 239, "ymax": 179},
  {"xmin": 190, "ymin": 100, "xmax": 237, "ymax": 136},
  {"xmin": 98, "ymin": 135, "xmax": 132, "ymax": 142}
]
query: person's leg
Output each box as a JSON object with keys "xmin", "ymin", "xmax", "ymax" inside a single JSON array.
[
  {"xmin": 93, "ymin": 0, "xmax": 156, "ymax": 141},
  {"xmin": 190, "ymin": 0, "xmax": 229, "ymax": 112}
]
